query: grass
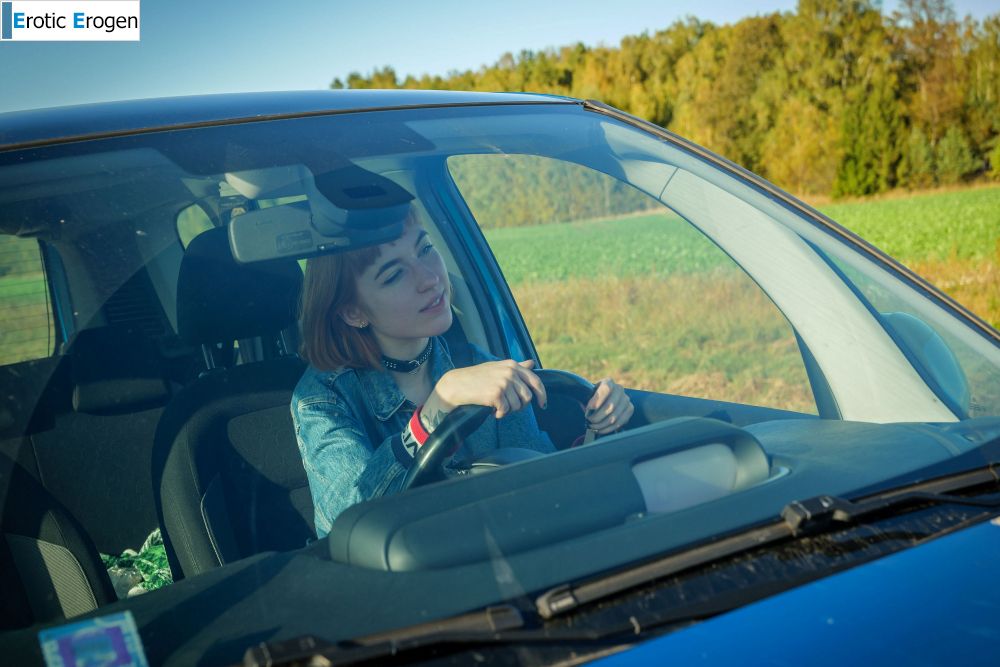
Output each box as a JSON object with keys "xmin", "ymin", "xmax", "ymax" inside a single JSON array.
[
  {"xmin": 485, "ymin": 185, "xmax": 1000, "ymax": 411},
  {"xmin": 512, "ymin": 274, "xmax": 818, "ymax": 413},
  {"xmin": 0, "ymin": 236, "xmax": 54, "ymax": 366},
  {"xmin": 485, "ymin": 185, "xmax": 1000, "ymax": 326},
  {"xmin": 817, "ymin": 187, "xmax": 1000, "ymax": 330},
  {"xmin": 485, "ymin": 213, "xmax": 724, "ymax": 283},
  {"xmin": 818, "ymin": 187, "xmax": 1000, "ymax": 264},
  {"xmin": 910, "ymin": 252, "xmax": 1000, "ymax": 329}
]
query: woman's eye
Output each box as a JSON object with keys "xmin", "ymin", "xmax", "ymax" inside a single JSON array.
[
  {"xmin": 382, "ymin": 270, "xmax": 402, "ymax": 286},
  {"xmin": 419, "ymin": 243, "xmax": 434, "ymax": 256}
]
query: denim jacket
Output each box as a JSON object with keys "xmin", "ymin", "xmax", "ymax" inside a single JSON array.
[{"xmin": 291, "ymin": 337, "xmax": 555, "ymax": 537}]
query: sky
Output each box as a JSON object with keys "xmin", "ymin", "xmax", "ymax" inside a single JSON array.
[{"xmin": 0, "ymin": 0, "xmax": 996, "ymax": 114}]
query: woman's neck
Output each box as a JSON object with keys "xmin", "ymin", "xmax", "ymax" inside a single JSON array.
[
  {"xmin": 374, "ymin": 334, "xmax": 430, "ymax": 361},
  {"xmin": 391, "ymin": 363, "xmax": 434, "ymax": 405},
  {"xmin": 374, "ymin": 333, "xmax": 434, "ymax": 404}
]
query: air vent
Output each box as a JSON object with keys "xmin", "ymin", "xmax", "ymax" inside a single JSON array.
[
  {"xmin": 78, "ymin": 225, "xmax": 170, "ymax": 338},
  {"xmin": 103, "ymin": 271, "xmax": 169, "ymax": 337}
]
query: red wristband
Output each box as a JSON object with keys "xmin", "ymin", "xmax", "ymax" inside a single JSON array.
[{"xmin": 409, "ymin": 406, "xmax": 430, "ymax": 446}]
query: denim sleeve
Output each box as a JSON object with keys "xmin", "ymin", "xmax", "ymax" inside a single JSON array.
[{"xmin": 293, "ymin": 398, "xmax": 408, "ymax": 537}]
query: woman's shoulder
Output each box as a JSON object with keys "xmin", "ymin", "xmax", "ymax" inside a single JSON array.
[
  {"xmin": 468, "ymin": 343, "xmax": 499, "ymax": 364},
  {"xmin": 292, "ymin": 363, "xmax": 360, "ymax": 409}
]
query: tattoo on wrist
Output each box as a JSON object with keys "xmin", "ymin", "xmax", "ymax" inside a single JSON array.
[{"xmin": 420, "ymin": 405, "xmax": 449, "ymax": 433}]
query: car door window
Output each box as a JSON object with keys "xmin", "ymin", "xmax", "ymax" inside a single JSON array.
[
  {"xmin": 448, "ymin": 154, "xmax": 817, "ymax": 414},
  {"xmin": 176, "ymin": 204, "xmax": 214, "ymax": 249},
  {"xmin": 0, "ymin": 235, "xmax": 55, "ymax": 365}
]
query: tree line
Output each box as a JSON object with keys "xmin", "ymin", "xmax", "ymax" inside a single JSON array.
[
  {"xmin": 333, "ymin": 0, "xmax": 1000, "ymax": 198},
  {"xmin": 448, "ymin": 155, "xmax": 658, "ymax": 228}
]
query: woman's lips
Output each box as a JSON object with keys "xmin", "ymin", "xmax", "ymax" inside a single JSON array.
[{"xmin": 420, "ymin": 292, "xmax": 446, "ymax": 313}]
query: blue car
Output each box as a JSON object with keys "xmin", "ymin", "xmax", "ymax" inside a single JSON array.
[{"xmin": 0, "ymin": 90, "xmax": 997, "ymax": 666}]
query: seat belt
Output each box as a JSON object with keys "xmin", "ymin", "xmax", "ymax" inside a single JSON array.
[{"xmin": 449, "ymin": 340, "xmax": 474, "ymax": 369}]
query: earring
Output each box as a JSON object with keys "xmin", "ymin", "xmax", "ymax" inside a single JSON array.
[{"xmin": 358, "ymin": 320, "xmax": 369, "ymax": 329}]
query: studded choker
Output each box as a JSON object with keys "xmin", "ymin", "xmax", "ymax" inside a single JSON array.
[{"xmin": 381, "ymin": 338, "xmax": 433, "ymax": 374}]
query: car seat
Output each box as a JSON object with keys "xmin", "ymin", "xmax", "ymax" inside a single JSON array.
[
  {"xmin": 152, "ymin": 226, "xmax": 309, "ymax": 580},
  {"xmin": 0, "ymin": 451, "xmax": 117, "ymax": 630},
  {"xmin": 1, "ymin": 323, "xmax": 175, "ymax": 629}
]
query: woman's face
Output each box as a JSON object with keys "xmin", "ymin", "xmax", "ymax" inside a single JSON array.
[{"xmin": 344, "ymin": 224, "xmax": 452, "ymax": 346}]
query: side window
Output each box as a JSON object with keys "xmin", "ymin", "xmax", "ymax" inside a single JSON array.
[
  {"xmin": 176, "ymin": 204, "xmax": 214, "ymax": 249},
  {"xmin": 0, "ymin": 235, "xmax": 56, "ymax": 365},
  {"xmin": 448, "ymin": 154, "xmax": 817, "ymax": 414}
]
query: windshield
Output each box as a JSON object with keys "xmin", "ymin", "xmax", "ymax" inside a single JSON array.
[{"xmin": 1, "ymin": 101, "xmax": 998, "ymax": 653}]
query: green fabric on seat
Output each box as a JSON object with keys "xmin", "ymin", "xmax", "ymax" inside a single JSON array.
[{"xmin": 101, "ymin": 529, "xmax": 173, "ymax": 597}]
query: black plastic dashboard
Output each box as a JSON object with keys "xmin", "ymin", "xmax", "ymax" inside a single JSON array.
[
  {"xmin": 327, "ymin": 415, "xmax": 999, "ymax": 573},
  {"xmin": 329, "ymin": 417, "xmax": 771, "ymax": 570}
]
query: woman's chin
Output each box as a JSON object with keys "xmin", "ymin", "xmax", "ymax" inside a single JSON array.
[
  {"xmin": 428, "ymin": 308, "xmax": 454, "ymax": 336},
  {"xmin": 382, "ymin": 306, "xmax": 452, "ymax": 341}
]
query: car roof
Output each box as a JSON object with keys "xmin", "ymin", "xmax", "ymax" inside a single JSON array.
[{"xmin": 0, "ymin": 89, "xmax": 577, "ymax": 151}]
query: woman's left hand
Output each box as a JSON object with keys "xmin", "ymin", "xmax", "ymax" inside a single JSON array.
[{"xmin": 585, "ymin": 378, "xmax": 634, "ymax": 435}]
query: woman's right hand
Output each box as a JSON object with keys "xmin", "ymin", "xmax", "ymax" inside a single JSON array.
[{"xmin": 425, "ymin": 359, "xmax": 547, "ymax": 422}]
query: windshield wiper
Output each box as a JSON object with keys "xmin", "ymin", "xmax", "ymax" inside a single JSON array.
[
  {"xmin": 244, "ymin": 605, "xmax": 527, "ymax": 667},
  {"xmin": 243, "ymin": 601, "xmax": 664, "ymax": 667},
  {"xmin": 537, "ymin": 462, "xmax": 1000, "ymax": 618},
  {"xmin": 782, "ymin": 487, "xmax": 1000, "ymax": 534},
  {"xmin": 244, "ymin": 591, "xmax": 768, "ymax": 667}
]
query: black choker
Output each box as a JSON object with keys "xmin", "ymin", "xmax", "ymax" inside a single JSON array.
[{"xmin": 381, "ymin": 339, "xmax": 433, "ymax": 374}]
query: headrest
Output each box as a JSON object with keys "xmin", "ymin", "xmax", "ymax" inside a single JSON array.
[
  {"xmin": 69, "ymin": 325, "xmax": 170, "ymax": 415},
  {"xmin": 177, "ymin": 226, "xmax": 303, "ymax": 345}
]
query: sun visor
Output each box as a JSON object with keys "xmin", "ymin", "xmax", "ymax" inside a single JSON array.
[
  {"xmin": 227, "ymin": 164, "xmax": 413, "ymax": 263},
  {"xmin": 311, "ymin": 165, "xmax": 414, "ymax": 233},
  {"xmin": 224, "ymin": 165, "xmax": 309, "ymax": 200}
]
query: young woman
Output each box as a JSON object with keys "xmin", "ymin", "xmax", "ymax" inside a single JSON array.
[{"xmin": 292, "ymin": 212, "xmax": 635, "ymax": 536}]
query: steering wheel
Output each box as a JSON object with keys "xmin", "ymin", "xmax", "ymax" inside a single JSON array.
[{"xmin": 400, "ymin": 369, "xmax": 596, "ymax": 491}]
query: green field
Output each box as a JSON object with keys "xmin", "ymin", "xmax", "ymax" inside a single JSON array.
[
  {"xmin": 823, "ymin": 188, "xmax": 999, "ymax": 335},
  {"xmin": 0, "ymin": 236, "xmax": 53, "ymax": 367},
  {"xmin": 484, "ymin": 213, "xmax": 721, "ymax": 283},
  {"xmin": 485, "ymin": 185, "xmax": 999, "ymax": 412},
  {"xmin": 820, "ymin": 187, "xmax": 1000, "ymax": 264},
  {"xmin": 485, "ymin": 186, "xmax": 1000, "ymax": 282},
  {"xmin": 485, "ymin": 186, "xmax": 1000, "ymax": 326}
]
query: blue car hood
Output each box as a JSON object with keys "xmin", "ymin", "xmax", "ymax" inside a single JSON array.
[{"xmin": 596, "ymin": 516, "xmax": 1000, "ymax": 665}]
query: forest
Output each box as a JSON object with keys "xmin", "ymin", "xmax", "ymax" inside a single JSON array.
[{"xmin": 333, "ymin": 0, "xmax": 1000, "ymax": 199}]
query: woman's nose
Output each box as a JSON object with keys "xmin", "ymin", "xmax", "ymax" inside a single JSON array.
[{"xmin": 416, "ymin": 263, "xmax": 440, "ymax": 290}]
